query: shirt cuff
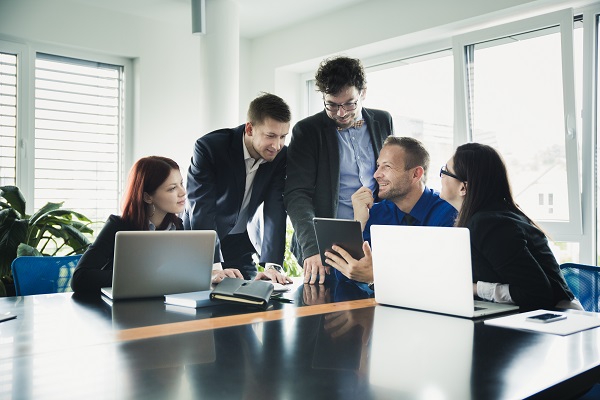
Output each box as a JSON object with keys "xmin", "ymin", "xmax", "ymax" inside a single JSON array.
[{"xmin": 476, "ymin": 281, "xmax": 513, "ymax": 304}]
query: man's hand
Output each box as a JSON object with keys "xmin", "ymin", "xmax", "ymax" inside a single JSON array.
[
  {"xmin": 324, "ymin": 241, "xmax": 373, "ymax": 283},
  {"xmin": 256, "ymin": 269, "xmax": 293, "ymax": 284},
  {"xmin": 351, "ymin": 187, "xmax": 374, "ymax": 231},
  {"xmin": 211, "ymin": 268, "xmax": 244, "ymax": 284},
  {"xmin": 302, "ymin": 283, "xmax": 331, "ymax": 305},
  {"xmin": 303, "ymin": 254, "xmax": 329, "ymax": 285}
]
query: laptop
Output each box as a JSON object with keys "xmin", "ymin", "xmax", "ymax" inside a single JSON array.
[
  {"xmin": 101, "ymin": 230, "xmax": 216, "ymax": 300},
  {"xmin": 370, "ymin": 225, "xmax": 519, "ymax": 318}
]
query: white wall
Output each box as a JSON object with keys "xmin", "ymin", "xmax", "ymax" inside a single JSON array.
[{"xmin": 0, "ymin": 0, "xmax": 203, "ymax": 174}]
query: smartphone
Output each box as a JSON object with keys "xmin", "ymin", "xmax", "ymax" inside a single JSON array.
[{"xmin": 526, "ymin": 313, "xmax": 567, "ymax": 323}]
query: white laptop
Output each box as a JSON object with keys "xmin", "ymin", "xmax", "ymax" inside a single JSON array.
[
  {"xmin": 101, "ymin": 230, "xmax": 216, "ymax": 300},
  {"xmin": 371, "ymin": 225, "xmax": 519, "ymax": 318}
]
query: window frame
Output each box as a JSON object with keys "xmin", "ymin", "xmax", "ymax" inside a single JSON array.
[
  {"xmin": 453, "ymin": 9, "xmax": 582, "ymax": 238},
  {"xmin": 0, "ymin": 37, "xmax": 133, "ymax": 216}
]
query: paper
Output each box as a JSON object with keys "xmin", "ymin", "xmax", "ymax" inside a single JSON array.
[{"xmin": 484, "ymin": 309, "xmax": 600, "ymax": 335}]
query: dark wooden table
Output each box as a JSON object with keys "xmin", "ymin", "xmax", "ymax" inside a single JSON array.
[{"xmin": 1, "ymin": 280, "xmax": 599, "ymax": 399}]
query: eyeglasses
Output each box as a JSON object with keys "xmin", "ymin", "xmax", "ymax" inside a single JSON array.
[
  {"xmin": 323, "ymin": 98, "xmax": 359, "ymax": 112},
  {"xmin": 439, "ymin": 165, "xmax": 462, "ymax": 181}
]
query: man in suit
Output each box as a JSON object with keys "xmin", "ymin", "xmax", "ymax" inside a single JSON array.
[
  {"xmin": 284, "ymin": 56, "xmax": 394, "ymax": 285},
  {"xmin": 184, "ymin": 93, "xmax": 291, "ymax": 283}
]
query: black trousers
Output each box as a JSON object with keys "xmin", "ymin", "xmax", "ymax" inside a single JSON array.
[{"xmin": 220, "ymin": 232, "xmax": 258, "ymax": 280}]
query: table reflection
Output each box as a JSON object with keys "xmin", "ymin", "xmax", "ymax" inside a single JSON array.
[{"xmin": 369, "ymin": 306, "xmax": 475, "ymax": 399}]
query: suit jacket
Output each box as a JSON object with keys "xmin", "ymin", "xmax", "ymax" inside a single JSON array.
[
  {"xmin": 183, "ymin": 125, "xmax": 287, "ymax": 266},
  {"xmin": 284, "ymin": 108, "xmax": 393, "ymax": 264}
]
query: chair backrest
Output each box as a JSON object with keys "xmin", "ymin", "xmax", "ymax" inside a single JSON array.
[
  {"xmin": 11, "ymin": 255, "xmax": 82, "ymax": 296},
  {"xmin": 560, "ymin": 263, "xmax": 600, "ymax": 312}
]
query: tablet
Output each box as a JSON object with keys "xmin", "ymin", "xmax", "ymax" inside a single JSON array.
[{"xmin": 313, "ymin": 217, "xmax": 365, "ymax": 265}]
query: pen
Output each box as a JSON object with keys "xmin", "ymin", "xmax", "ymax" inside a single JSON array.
[{"xmin": 271, "ymin": 297, "xmax": 293, "ymax": 303}]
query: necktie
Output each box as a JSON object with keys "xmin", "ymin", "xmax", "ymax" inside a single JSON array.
[
  {"xmin": 403, "ymin": 214, "xmax": 417, "ymax": 226},
  {"xmin": 337, "ymin": 120, "xmax": 364, "ymax": 131}
]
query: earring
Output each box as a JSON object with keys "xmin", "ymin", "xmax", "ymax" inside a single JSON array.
[{"xmin": 148, "ymin": 203, "xmax": 155, "ymax": 217}]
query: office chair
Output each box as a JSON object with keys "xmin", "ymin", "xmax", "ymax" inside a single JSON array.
[
  {"xmin": 11, "ymin": 255, "xmax": 82, "ymax": 296},
  {"xmin": 560, "ymin": 263, "xmax": 600, "ymax": 312}
]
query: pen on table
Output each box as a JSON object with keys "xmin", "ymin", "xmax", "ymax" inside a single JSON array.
[{"xmin": 271, "ymin": 297, "xmax": 293, "ymax": 303}]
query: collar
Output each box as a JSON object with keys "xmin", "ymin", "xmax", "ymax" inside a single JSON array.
[{"xmin": 242, "ymin": 132, "xmax": 266, "ymax": 167}]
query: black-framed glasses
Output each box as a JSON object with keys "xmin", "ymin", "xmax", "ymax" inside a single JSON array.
[
  {"xmin": 323, "ymin": 98, "xmax": 359, "ymax": 112},
  {"xmin": 439, "ymin": 165, "xmax": 462, "ymax": 181}
]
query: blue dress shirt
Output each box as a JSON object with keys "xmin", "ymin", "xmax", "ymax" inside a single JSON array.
[
  {"xmin": 332, "ymin": 186, "xmax": 457, "ymax": 291},
  {"xmin": 363, "ymin": 186, "xmax": 457, "ymax": 243},
  {"xmin": 335, "ymin": 115, "xmax": 377, "ymax": 219}
]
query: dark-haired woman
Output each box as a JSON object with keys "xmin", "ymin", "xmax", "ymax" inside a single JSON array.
[
  {"xmin": 440, "ymin": 143, "xmax": 582, "ymax": 310},
  {"xmin": 71, "ymin": 156, "xmax": 242, "ymax": 294}
]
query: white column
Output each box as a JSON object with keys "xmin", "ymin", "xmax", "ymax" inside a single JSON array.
[{"xmin": 199, "ymin": 0, "xmax": 240, "ymax": 132}]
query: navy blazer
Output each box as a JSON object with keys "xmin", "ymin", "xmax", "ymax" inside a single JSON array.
[
  {"xmin": 284, "ymin": 108, "xmax": 393, "ymax": 264},
  {"xmin": 183, "ymin": 125, "xmax": 287, "ymax": 266}
]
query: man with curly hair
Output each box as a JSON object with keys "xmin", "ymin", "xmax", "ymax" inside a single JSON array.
[{"xmin": 284, "ymin": 56, "xmax": 393, "ymax": 285}]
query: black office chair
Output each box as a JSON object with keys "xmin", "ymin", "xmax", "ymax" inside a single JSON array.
[{"xmin": 560, "ymin": 263, "xmax": 600, "ymax": 312}]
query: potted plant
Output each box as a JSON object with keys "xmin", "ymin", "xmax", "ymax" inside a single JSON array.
[{"xmin": 0, "ymin": 186, "xmax": 94, "ymax": 296}]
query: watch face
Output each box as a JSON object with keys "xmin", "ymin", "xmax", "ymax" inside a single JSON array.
[{"xmin": 266, "ymin": 263, "xmax": 283, "ymax": 273}]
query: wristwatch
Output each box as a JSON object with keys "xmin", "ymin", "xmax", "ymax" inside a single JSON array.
[{"xmin": 265, "ymin": 263, "xmax": 285, "ymax": 275}]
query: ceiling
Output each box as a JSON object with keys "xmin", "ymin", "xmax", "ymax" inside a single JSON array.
[{"xmin": 71, "ymin": 0, "xmax": 368, "ymax": 38}]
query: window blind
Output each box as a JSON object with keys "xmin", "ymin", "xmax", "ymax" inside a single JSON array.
[
  {"xmin": 34, "ymin": 53, "xmax": 124, "ymax": 222},
  {"xmin": 0, "ymin": 52, "xmax": 17, "ymax": 187}
]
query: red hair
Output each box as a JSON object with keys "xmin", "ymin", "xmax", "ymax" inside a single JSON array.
[{"xmin": 121, "ymin": 156, "xmax": 182, "ymax": 230}]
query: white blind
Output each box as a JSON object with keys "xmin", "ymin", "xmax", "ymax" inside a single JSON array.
[
  {"xmin": 0, "ymin": 52, "xmax": 17, "ymax": 187},
  {"xmin": 34, "ymin": 53, "xmax": 124, "ymax": 222}
]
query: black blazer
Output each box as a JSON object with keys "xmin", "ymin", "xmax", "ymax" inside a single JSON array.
[
  {"xmin": 183, "ymin": 125, "xmax": 287, "ymax": 265},
  {"xmin": 284, "ymin": 108, "xmax": 393, "ymax": 264},
  {"xmin": 468, "ymin": 203, "xmax": 574, "ymax": 310}
]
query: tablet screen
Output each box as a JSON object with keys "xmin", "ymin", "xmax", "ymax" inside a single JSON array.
[{"xmin": 313, "ymin": 217, "xmax": 365, "ymax": 265}]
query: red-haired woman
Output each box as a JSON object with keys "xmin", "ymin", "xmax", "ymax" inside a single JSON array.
[{"xmin": 71, "ymin": 156, "xmax": 242, "ymax": 294}]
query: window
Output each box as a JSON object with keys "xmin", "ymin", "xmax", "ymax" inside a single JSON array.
[
  {"xmin": 455, "ymin": 10, "xmax": 581, "ymax": 237},
  {"xmin": 34, "ymin": 53, "xmax": 124, "ymax": 222},
  {"xmin": 366, "ymin": 51, "xmax": 454, "ymax": 191},
  {"xmin": 0, "ymin": 52, "xmax": 16, "ymax": 186}
]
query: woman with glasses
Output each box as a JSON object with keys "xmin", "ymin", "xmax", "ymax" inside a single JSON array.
[{"xmin": 440, "ymin": 143, "xmax": 582, "ymax": 310}]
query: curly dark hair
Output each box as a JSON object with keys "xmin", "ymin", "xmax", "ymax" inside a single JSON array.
[{"xmin": 314, "ymin": 56, "xmax": 366, "ymax": 95}]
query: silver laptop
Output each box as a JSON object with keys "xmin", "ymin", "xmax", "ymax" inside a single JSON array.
[
  {"xmin": 101, "ymin": 230, "xmax": 216, "ymax": 300},
  {"xmin": 371, "ymin": 225, "xmax": 519, "ymax": 318}
]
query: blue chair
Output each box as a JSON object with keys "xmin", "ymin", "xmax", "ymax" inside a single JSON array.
[
  {"xmin": 560, "ymin": 263, "xmax": 600, "ymax": 312},
  {"xmin": 11, "ymin": 255, "xmax": 82, "ymax": 296}
]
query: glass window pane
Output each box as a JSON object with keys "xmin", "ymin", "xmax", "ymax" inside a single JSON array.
[
  {"xmin": 366, "ymin": 51, "xmax": 454, "ymax": 192},
  {"xmin": 469, "ymin": 27, "xmax": 568, "ymax": 222}
]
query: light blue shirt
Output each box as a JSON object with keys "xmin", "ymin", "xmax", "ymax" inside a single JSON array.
[{"xmin": 336, "ymin": 114, "xmax": 376, "ymax": 219}]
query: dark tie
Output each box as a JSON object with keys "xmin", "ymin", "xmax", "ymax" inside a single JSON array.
[
  {"xmin": 337, "ymin": 120, "xmax": 364, "ymax": 131},
  {"xmin": 403, "ymin": 214, "xmax": 417, "ymax": 226}
]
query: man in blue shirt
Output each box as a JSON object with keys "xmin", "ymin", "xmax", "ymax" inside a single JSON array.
[{"xmin": 325, "ymin": 136, "xmax": 456, "ymax": 287}]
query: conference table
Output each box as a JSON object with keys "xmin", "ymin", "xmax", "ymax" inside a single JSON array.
[{"xmin": 1, "ymin": 279, "xmax": 600, "ymax": 400}]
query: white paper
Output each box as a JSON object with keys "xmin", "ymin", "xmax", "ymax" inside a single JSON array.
[{"xmin": 484, "ymin": 309, "xmax": 600, "ymax": 335}]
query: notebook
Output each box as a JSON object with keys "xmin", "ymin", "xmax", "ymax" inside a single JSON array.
[
  {"xmin": 370, "ymin": 225, "xmax": 519, "ymax": 318},
  {"xmin": 101, "ymin": 230, "xmax": 216, "ymax": 300}
]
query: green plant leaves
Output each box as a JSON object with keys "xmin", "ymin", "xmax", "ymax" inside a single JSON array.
[
  {"xmin": 0, "ymin": 186, "xmax": 94, "ymax": 288},
  {"xmin": 0, "ymin": 186, "xmax": 26, "ymax": 215}
]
